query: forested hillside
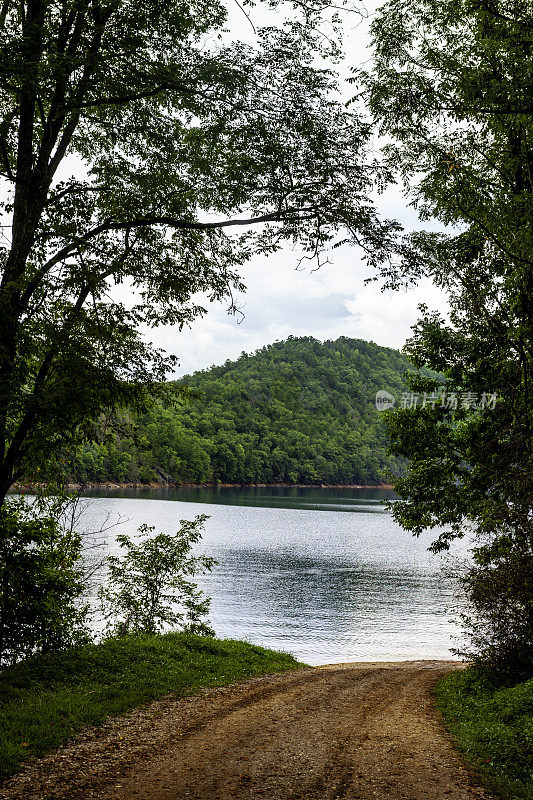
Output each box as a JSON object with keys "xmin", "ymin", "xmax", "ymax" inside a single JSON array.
[{"xmin": 54, "ymin": 337, "xmax": 416, "ymax": 486}]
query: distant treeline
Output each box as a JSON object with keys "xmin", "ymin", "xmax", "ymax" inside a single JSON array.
[{"xmin": 46, "ymin": 336, "xmax": 417, "ymax": 486}]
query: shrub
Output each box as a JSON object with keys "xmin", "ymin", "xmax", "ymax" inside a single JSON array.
[
  {"xmin": 0, "ymin": 494, "xmax": 90, "ymax": 665},
  {"xmin": 456, "ymin": 534, "xmax": 533, "ymax": 683},
  {"xmin": 99, "ymin": 514, "xmax": 215, "ymax": 636}
]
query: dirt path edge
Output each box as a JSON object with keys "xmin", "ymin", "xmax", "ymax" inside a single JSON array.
[{"xmin": 0, "ymin": 660, "xmax": 492, "ymax": 800}]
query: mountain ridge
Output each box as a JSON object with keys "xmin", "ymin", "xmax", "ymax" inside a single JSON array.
[{"xmin": 54, "ymin": 335, "xmax": 415, "ymax": 486}]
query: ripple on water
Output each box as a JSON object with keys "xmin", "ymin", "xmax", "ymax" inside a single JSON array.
[{"xmin": 78, "ymin": 488, "xmax": 469, "ymax": 665}]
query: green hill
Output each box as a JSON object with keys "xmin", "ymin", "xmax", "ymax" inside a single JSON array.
[{"xmin": 60, "ymin": 336, "xmax": 416, "ymax": 486}]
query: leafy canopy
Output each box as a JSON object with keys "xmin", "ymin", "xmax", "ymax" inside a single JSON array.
[
  {"xmin": 366, "ymin": 0, "xmax": 533, "ymax": 549},
  {"xmin": 0, "ymin": 0, "xmax": 399, "ymax": 501}
]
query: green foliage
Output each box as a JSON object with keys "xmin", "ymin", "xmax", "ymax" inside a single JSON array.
[
  {"xmin": 456, "ymin": 538, "xmax": 533, "ymax": 683},
  {"xmin": 0, "ymin": 633, "xmax": 303, "ymax": 779},
  {"xmin": 0, "ymin": 494, "xmax": 90, "ymax": 666},
  {"xmin": 99, "ymin": 515, "xmax": 215, "ymax": 636},
  {"xmin": 0, "ymin": 0, "xmax": 399, "ymax": 504},
  {"xmin": 56, "ymin": 336, "xmax": 422, "ymax": 486},
  {"xmin": 366, "ymin": 0, "xmax": 533, "ymax": 257},
  {"xmin": 437, "ymin": 669, "xmax": 533, "ymax": 800},
  {"xmin": 367, "ymin": 0, "xmax": 533, "ymax": 677},
  {"xmin": 367, "ymin": 0, "xmax": 533, "ymax": 547}
]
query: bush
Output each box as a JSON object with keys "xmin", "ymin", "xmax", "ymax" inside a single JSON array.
[
  {"xmin": 99, "ymin": 514, "xmax": 215, "ymax": 636},
  {"xmin": 455, "ymin": 534, "xmax": 533, "ymax": 684},
  {"xmin": 0, "ymin": 494, "xmax": 90, "ymax": 665}
]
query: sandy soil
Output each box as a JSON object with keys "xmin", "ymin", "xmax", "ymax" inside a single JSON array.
[{"xmin": 0, "ymin": 661, "xmax": 492, "ymax": 800}]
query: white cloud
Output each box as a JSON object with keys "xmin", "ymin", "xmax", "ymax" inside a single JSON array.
[
  {"xmin": 151, "ymin": 242, "xmax": 449, "ymax": 376},
  {"xmin": 145, "ymin": 0, "xmax": 454, "ymax": 377}
]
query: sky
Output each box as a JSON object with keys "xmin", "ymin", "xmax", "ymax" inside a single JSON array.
[
  {"xmin": 151, "ymin": 0, "xmax": 449, "ymax": 376},
  {"xmin": 157, "ymin": 230, "xmax": 447, "ymax": 377}
]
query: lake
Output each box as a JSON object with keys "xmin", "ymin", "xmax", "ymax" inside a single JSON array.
[{"xmin": 79, "ymin": 486, "xmax": 468, "ymax": 666}]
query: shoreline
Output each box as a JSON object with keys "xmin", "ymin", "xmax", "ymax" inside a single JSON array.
[{"xmin": 14, "ymin": 481, "xmax": 394, "ymax": 491}]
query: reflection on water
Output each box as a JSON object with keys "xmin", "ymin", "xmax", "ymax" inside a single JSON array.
[
  {"xmin": 80, "ymin": 487, "xmax": 467, "ymax": 665},
  {"xmin": 82, "ymin": 484, "xmax": 395, "ymax": 512}
]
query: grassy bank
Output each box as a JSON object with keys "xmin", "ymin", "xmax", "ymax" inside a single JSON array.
[
  {"xmin": 0, "ymin": 633, "xmax": 304, "ymax": 781},
  {"xmin": 436, "ymin": 669, "xmax": 533, "ymax": 800}
]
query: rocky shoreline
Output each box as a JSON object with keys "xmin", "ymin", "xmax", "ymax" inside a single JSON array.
[{"xmin": 15, "ymin": 481, "xmax": 394, "ymax": 491}]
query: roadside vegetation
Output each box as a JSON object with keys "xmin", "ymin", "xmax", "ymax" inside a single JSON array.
[
  {"xmin": 0, "ymin": 633, "xmax": 302, "ymax": 780},
  {"xmin": 437, "ymin": 670, "xmax": 533, "ymax": 800},
  {"xmin": 368, "ymin": 1, "xmax": 533, "ymax": 797},
  {"xmin": 0, "ymin": 498, "xmax": 303, "ymax": 784}
]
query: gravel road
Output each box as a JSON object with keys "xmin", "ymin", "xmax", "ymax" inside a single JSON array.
[{"xmin": 1, "ymin": 661, "xmax": 492, "ymax": 800}]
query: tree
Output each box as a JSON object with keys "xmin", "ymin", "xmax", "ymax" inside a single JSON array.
[
  {"xmin": 0, "ymin": 0, "xmax": 399, "ymax": 505},
  {"xmin": 99, "ymin": 514, "xmax": 215, "ymax": 636},
  {"xmin": 457, "ymin": 534, "xmax": 533, "ymax": 682},
  {"xmin": 367, "ymin": 0, "xmax": 533, "ymax": 676}
]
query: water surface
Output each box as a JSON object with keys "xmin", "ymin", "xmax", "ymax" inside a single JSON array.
[{"xmin": 81, "ymin": 487, "xmax": 467, "ymax": 665}]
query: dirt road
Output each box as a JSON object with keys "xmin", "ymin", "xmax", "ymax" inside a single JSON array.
[{"xmin": 1, "ymin": 661, "xmax": 491, "ymax": 800}]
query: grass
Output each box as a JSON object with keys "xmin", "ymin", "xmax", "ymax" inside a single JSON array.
[
  {"xmin": 436, "ymin": 668, "xmax": 533, "ymax": 800},
  {"xmin": 0, "ymin": 633, "xmax": 304, "ymax": 780}
]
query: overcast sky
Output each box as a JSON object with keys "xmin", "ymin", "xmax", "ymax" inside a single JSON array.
[
  {"xmin": 149, "ymin": 1, "xmax": 449, "ymax": 377},
  {"xmin": 158, "ymin": 227, "xmax": 447, "ymax": 377}
]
